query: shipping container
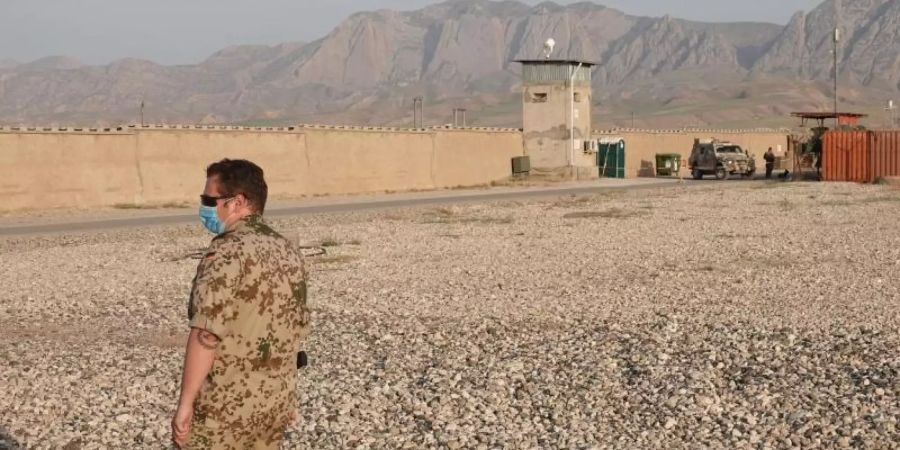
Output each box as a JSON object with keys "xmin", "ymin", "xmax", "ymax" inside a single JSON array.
[
  {"xmin": 823, "ymin": 130, "xmax": 900, "ymax": 182},
  {"xmin": 870, "ymin": 131, "xmax": 900, "ymax": 181},
  {"xmin": 823, "ymin": 130, "xmax": 868, "ymax": 182}
]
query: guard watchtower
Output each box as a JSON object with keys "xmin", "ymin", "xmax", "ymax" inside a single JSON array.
[{"xmin": 516, "ymin": 58, "xmax": 597, "ymax": 179}]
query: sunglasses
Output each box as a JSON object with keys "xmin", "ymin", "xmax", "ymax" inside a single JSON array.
[{"xmin": 200, "ymin": 194, "xmax": 236, "ymax": 207}]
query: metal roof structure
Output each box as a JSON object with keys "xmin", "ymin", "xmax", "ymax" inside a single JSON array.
[
  {"xmin": 516, "ymin": 59, "xmax": 595, "ymax": 83},
  {"xmin": 514, "ymin": 59, "xmax": 597, "ymax": 66},
  {"xmin": 791, "ymin": 112, "xmax": 869, "ymax": 127}
]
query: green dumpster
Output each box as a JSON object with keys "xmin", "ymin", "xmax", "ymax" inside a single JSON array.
[
  {"xmin": 655, "ymin": 153, "xmax": 681, "ymax": 177},
  {"xmin": 511, "ymin": 156, "xmax": 531, "ymax": 175}
]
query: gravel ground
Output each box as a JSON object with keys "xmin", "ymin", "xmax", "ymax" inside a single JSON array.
[{"xmin": 1, "ymin": 181, "xmax": 899, "ymax": 450}]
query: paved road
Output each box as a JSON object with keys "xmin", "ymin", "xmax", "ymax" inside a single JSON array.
[{"xmin": 0, "ymin": 179, "xmax": 695, "ymax": 237}]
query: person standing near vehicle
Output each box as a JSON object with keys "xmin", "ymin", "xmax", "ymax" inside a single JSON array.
[
  {"xmin": 172, "ymin": 159, "xmax": 310, "ymax": 450},
  {"xmin": 764, "ymin": 147, "xmax": 776, "ymax": 179}
]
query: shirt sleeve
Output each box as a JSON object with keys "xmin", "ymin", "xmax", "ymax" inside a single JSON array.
[
  {"xmin": 188, "ymin": 236, "xmax": 243, "ymax": 339},
  {"xmin": 290, "ymin": 250, "xmax": 312, "ymax": 345}
]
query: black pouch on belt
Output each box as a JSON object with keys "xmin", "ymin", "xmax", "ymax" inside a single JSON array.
[{"xmin": 297, "ymin": 351, "xmax": 308, "ymax": 369}]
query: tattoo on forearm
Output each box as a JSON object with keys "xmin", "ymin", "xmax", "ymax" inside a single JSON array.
[{"xmin": 196, "ymin": 330, "xmax": 221, "ymax": 350}]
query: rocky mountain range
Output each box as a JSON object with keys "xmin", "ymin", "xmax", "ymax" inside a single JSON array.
[{"xmin": 1, "ymin": 0, "xmax": 898, "ymax": 128}]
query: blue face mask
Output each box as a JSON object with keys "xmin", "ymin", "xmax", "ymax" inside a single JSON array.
[{"xmin": 199, "ymin": 206, "xmax": 225, "ymax": 235}]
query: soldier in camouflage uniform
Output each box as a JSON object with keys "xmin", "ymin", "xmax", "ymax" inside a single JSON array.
[{"xmin": 172, "ymin": 159, "xmax": 310, "ymax": 450}]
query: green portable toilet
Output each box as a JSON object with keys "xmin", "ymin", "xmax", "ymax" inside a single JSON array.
[{"xmin": 598, "ymin": 138, "xmax": 626, "ymax": 178}]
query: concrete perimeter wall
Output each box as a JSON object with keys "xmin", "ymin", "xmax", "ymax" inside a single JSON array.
[
  {"xmin": 0, "ymin": 124, "xmax": 523, "ymax": 212},
  {"xmin": 0, "ymin": 123, "xmax": 795, "ymax": 212},
  {"xmin": 593, "ymin": 128, "xmax": 791, "ymax": 178}
]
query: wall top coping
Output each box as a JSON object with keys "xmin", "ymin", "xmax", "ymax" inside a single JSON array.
[
  {"xmin": 0, "ymin": 124, "xmax": 789, "ymax": 135},
  {"xmin": 593, "ymin": 127, "xmax": 792, "ymax": 135},
  {"xmin": 294, "ymin": 124, "xmax": 520, "ymax": 133},
  {"xmin": 0, "ymin": 123, "xmax": 523, "ymax": 135},
  {"xmin": 0, "ymin": 126, "xmax": 132, "ymax": 134}
]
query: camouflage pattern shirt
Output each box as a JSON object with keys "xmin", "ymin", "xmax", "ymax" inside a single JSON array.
[{"xmin": 188, "ymin": 214, "xmax": 310, "ymax": 432}]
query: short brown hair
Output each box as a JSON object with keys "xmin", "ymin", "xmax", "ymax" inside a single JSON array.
[{"xmin": 206, "ymin": 159, "xmax": 268, "ymax": 213}]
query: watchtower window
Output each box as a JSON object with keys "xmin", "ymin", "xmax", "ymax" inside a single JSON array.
[
  {"xmin": 530, "ymin": 92, "xmax": 548, "ymax": 103},
  {"xmin": 573, "ymin": 92, "xmax": 582, "ymax": 103}
]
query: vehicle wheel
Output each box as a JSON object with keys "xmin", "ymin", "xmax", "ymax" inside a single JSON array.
[
  {"xmin": 715, "ymin": 167, "xmax": 728, "ymax": 180},
  {"xmin": 692, "ymin": 169, "xmax": 703, "ymax": 180}
]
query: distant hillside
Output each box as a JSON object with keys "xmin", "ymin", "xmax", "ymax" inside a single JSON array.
[{"xmin": 0, "ymin": 0, "xmax": 897, "ymax": 128}]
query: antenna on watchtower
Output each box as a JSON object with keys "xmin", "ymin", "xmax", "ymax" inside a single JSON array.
[{"xmin": 543, "ymin": 38, "xmax": 556, "ymax": 59}]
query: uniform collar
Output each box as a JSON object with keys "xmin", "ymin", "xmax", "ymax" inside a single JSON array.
[{"xmin": 225, "ymin": 213, "xmax": 264, "ymax": 234}]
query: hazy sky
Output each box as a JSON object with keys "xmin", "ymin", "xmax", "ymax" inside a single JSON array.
[{"xmin": 2, "ymin": 0, "xmax": 824, "ymax": 66}]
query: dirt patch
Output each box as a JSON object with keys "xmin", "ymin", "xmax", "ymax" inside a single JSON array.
[
  {"xmin": 563, "ymin": 208, "xmax": 647, "ymax": 220},
  {"xmin": 421, "ymin": 207, "xmax": 515, "ymax": 225}
]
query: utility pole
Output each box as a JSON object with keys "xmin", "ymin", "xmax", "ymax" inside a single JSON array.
[
  {"xmin": 833, "ymin": 0, "xmax": 841, "ymax": 126},
  {"xmin": 893, "ymin": 102, "xmax": 897, "ymax": 128},
  {"xmin": 140, "ymin": 99, "xmax": 145, "ymax": 126},
  {"xmin": 453, "ymin": 108, "xmax": 468, "ymax": 127},
  {"xmin": 833, "ymin": 27, "xmax": 840, "ymax": 124},
  {"xmin": 413, "ymin": 97, "xmax": 423, "ymax": 128},
  {"xmin": 569, "ymin": 62, "xmax": 583, "ymax": 170},
  {"xmin": 887, "ymin": 100, "xmax": 896, "ymax": 129}
]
